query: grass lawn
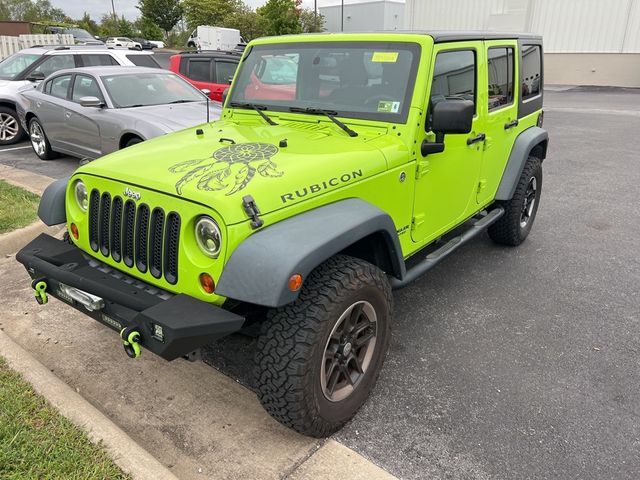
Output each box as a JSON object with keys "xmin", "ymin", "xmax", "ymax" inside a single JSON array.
[
  {"xmin": 0, "ymin": 180, "xmax": 40, "ymax": 234},
  {"xmin": 0, "ymin": 357, "xmax": 130, "ymax": 479}
]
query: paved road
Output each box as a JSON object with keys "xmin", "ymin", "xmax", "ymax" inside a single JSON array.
[{"xmin": 2, "ymin": 87, "xmax": 639, "ymax": 479}]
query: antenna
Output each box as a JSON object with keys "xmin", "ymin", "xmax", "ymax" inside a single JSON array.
[{"xmin": 206, "ymin": 93, "xmax": 210, "ymax": 124}]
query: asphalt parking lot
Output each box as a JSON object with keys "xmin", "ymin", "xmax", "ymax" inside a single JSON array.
[{"xmin": 1, "ymin": 86, "xmax": 639, "ymax": 479}]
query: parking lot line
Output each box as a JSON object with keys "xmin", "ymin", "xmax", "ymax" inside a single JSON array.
[{"xmin": 0, "ymin": 145, "xmax": 31, "ymax": 152}]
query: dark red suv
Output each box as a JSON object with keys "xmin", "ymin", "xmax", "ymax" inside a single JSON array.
[{"xmin": 169, "ymin": 51, "xmax": 241, "ymax": 102}]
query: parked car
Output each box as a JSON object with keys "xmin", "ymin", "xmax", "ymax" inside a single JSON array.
[
  {"xmin": 106, "ymin": 37, "xmax": 142, "ymax": 50},
  {"xmin": 17, "ymin": 66, "xmax": 221, "ymax": 160},
  {"xmin": 45, "ymin": 26, "xmax": 104, "ymax": 46},
  {"xmin": 133, "ymin": 38, "xmax": 156, "ymax": 50},
  {"xmin": 169, "ymin": 50, "xmax": 241, "ymax": 102},
  {"xmin": 148, "ymin": 40, "xmax": 165, "ymax": 49},
  {"xmin": 0, "ymin": 46, "xmax": 161, "ymax": 145},
  {"xmin": 16, "ymin": 32, "xmax": 547, "ymax": 437}
]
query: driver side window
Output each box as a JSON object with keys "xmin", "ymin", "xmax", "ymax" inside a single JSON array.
[{"xmin": 428, "ymin": 49, "xmax": 476, "ymax": 130}]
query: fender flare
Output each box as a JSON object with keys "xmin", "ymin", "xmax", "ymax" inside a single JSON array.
[
  {"xmin": 38, "ymin": 177, "xmax": 68, "ymax": 226},
  {"xmin": 216, "ymin": 198, "xmax": 406, "ymax": 308},
  {"xmin": 495, "ymin": 126, "xmax": 548, "ymax": 201}
]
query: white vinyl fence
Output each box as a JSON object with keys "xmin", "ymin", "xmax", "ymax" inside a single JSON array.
[{"xmin": 0, "ymin": 34, "xmax": 74, "ymax": 60}]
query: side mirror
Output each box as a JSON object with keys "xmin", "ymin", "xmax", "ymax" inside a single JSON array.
[
  {"xmin": 26, "ymin": 72, "xmax": 45, "ymax": 82},
  {"xmin": 422, "ymin": 99, "xmax": 474, "ymax": 156},
  {"xmin": 79, "ymin": 96, "xmax": 103, "ymax": 108},
  {"xmin": 201, "ymin": 88, "xmax": 211, "ymax": 97},
  {"xmin": 222, "ymin": 87, "xmax": 230, "ymax": 106}
]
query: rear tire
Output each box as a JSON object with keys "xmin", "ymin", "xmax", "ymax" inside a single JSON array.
[
  {"xmin": 488, "ymin": 155, "xmax": 542, "ymax": 246},
  {"xmin": 28, "ymin": 117, "xmax": 58, "ymax": 160},
  {"xmin": 123, "ymin": 136, "xmax": 142, "ymax": 148},
  {"xmin": 254, "ymin": 255, "xmax": 392, "ymax": 437},
  {"xmin": 0, "ymin": 107, "xmax": 25, "ymax": 145}
]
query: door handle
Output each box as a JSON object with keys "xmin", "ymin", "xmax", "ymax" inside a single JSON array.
[
  {"xmin": 467, "ymin": 133, "xmax": 486, "ymax": 145},
  {"xmin": 504, "ymin": 119, "xmax": 519, "ymax": 130},
  {"xmin": 65, "ymin": 112, "xmax": 71, "ymax": 119}
]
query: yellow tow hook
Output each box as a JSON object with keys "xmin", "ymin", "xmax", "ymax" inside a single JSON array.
[
  {"xmin": 120, "ymin": 328, "xmax": 142, "ymax": 359},
  {"xmin": 32, "ymin": 280, "xmax": 48, "ymax": 305}
]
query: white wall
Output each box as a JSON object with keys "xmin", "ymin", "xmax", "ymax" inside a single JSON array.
[
  {"xmin": 405, "ymin": 0, "xmax": 640, "ymax": 53},
  {"xmin": 321, "ymin": 0, "xmax": 405, "ymax": 32}
]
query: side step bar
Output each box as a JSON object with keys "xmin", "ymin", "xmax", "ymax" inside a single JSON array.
[{"xmin": 390, "ymin": 207, "xmax": 505, "ymax": 289}]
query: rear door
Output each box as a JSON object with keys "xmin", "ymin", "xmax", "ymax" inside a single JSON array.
[
  {"xmin": 411, "ymin": 42, "xmax": 486, "ymax": 244},
  {"xmin": 36, "ymin": 73, "xmax": 73, "ymax": 150},
  {"xmin": 476, "ymin": 40, "xmax": 519, "ymax": 206},
  {"xmin": 211, "ymin": 59, "xmax": 237, "ymax": 101}
]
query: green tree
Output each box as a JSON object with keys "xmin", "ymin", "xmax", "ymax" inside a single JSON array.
[
  {"xmin": 181, "ymin": 0, "xmax": 242, "ymax": 30},
  {"xmin": 223, "ymin": 4, "xmax": 266, "ymax": 41},
  {"xmin": 135, "ymin": 16, "xmax": 164, "ymax": 40},
  {"xmin": 257, "ymin": 0, "xmax": 302, "ymax": 36},
  {"xmin": 299, "ymin": 7, "xmax": 324, "ymax": 33},
  {"xmin": 0, "ymin": 0, "xmax": 65, "ymax": 22},
  {"xmin": 77, "ymin": 12, "xmax": 99, "ymax": 36},
  {"xmin": 137, "ymin": 0, "xmax": 183, "ymax": 39},
  {"xmin": 98, "ymin": 14, "xmax": 134, "ymax": 37}
]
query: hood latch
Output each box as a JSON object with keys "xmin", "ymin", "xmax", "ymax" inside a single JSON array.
[{"xmin": 242, "ymin": 195, "xmax": 264, "ymax": 230}]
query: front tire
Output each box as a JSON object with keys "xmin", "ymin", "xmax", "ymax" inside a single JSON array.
[
  {"xmin": 489, "ymin": 155, "xmax": 542, "ymax": 246},
  {"xmin": 123, "ymin": 136, "xmax": 142, "ymax": 148},
  {"xmin": 0, "ymin": 107, "xmax": 25, "ymax": 145},
  {"xmin": 28, "ymin": 117, "xmax": 58, "ymax": 160},
  {"xmin": 255, "ymin": 255, "xmax": 392, "ymax": 437}
]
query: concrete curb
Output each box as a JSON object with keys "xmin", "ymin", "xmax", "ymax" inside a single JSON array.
[
  {"xmin": 0, "ymin": 221, "xmax": 64, "ymax": 258},
  {"xmin": 0, "ymin": 329, "xmax": 178, "ymax": 480},
  {"xmin": 0, "ymin": 164, "xmax": 55, "ymax": 196}
]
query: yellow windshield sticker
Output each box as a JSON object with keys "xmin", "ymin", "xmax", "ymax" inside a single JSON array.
[{"xmin": 372, "ymin": 51, "xmax": 399, "ymax": 63}]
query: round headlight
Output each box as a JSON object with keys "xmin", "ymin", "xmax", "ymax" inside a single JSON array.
[
  {"xmin": 195, "ymin": 216, "xmax": 221, "ymax": 258},
  {"xmin": 74, "ymin": 180, "xmax": 88, "ymax": 212}
]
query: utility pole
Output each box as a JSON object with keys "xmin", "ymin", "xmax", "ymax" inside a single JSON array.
[
  {"xmin": 341, "ymin": 0, "xmax": 344, "ymax": 32},
  {"xmin": 111, "ymin": 0, "xmax": 117, "ymax": 21},
  {"xmin": 314, "ymin": 0, "xmax": 317, "ymax": 32}
]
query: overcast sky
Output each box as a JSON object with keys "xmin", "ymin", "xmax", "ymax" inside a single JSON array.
[{"xmin": 50, "ymin": 0, "xmax": 384, "ymax": 22}]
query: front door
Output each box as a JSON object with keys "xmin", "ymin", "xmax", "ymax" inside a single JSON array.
[
  {"xmin": 477, "ymin": 40, "xmax": 519, "ymax": 206},
  {"xmin": 411, "ymin": 43, "xmax": 486, "ymax": 244},
  {"xmin": 65, "ymin": 74, "xmax": 103, "ymax": 158}
]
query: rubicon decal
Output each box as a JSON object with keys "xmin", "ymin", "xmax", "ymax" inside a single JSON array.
[
  {"xmin": 280, "ymin": 170, "xmax": 363, "ymax": 203},
  {"xmin": 168, "ymin": 143, "xmax": 282, "ymax": 195}
]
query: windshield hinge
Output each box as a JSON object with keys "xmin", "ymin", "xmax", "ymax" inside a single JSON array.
[
  {"xmin": 415, "ymin": 161, "xmax": 430, "ymax": 179},
  {"xmin": 411, "ymin": 213, "xmax": 425, "ymax": 231},
  {"xmin": 242, "ymin": 195, "xmax": 264, "ymax": 229}
]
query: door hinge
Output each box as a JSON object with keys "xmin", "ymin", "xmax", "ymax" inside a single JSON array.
[
  {"xmin": 477, "ymin": 180, "xmax": 487, "ymax": 193},
  {"xmin": 411, "ymin": 213, "xmax": 425, "ymax": 231},
  {"xmin": 415, "ymin": 161, "xmax": 430, "ymax": 179}
]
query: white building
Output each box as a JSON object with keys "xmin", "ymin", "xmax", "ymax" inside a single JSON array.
[
  {"xmin": 320, "ymin": 0, "xmax": 405, "ymax": 33},
  {"xmin": 404, "ymin": 0, "xmax": 640, "ymax": 87}
]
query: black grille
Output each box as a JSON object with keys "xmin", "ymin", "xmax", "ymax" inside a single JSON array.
[{"xmin": 87, "ymin": 189, "xmax": 180, "ymax": 284}]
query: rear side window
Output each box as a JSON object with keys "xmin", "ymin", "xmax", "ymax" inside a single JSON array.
[
  {"xmin": 125, "ymin": 55, "xmax": 161, "ymax": 68},
  {"xmin": 215, "ymin": 61, "xmax": 237, "ymax": 84},
  {"xmin": 188, "ymin": 60, "xmax": 211, "ymax": 82},
  {"xmin": 521, "ymin": 45, "xmax": 541, "ymax": 100},
  {"xmin": 49, "ymin": 74, "xmax": 72, "ymax": 99},
  {"xmin": 487, "ymin": 47, "xmax": 514, "ymax": 110},
  {"xmin": 81, "ymin": 54, "xmax": 118, "ymax": 67},
  {"xmin": 430, "ymin": 50, "xmax": 476, "ymax": 107}
]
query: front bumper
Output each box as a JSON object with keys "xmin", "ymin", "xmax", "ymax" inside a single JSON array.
[{"xmin": 16, "ymin": 234, "xmax": 245, "ymax": 361}]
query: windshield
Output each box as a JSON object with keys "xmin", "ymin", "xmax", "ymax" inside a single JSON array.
[
  {"xmin": 101, "ymin": 72, "xmax": 205, "ymax": 108},
  {"xmin": 228, "ymin": 41, "xmax": 420, "ymax": 122},
  {"xmin": 65, "ymin": 28, "xmax": 94, "ymax": 39},
  {"xmin": 0, "ymin": 53, "xmax": 41, "ymax": 80}
]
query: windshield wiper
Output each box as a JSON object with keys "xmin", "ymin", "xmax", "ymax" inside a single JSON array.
[
  {"xmin": 289, "ymin": 107, "xmax": 358, "ymax": 137},
  {"xmin": 229, "ymin": 102, "xmax": 278, "ymax": 126},
  {"xmin": 168, "ymin": 99, "xmax": 195, "ymax": 104}
]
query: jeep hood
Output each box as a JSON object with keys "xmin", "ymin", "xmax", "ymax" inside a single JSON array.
[{"xmin": 78, "ymin": 119, "xmax": 392, "ymax": 225}]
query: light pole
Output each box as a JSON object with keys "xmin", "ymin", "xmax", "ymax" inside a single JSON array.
[
  {"xmin": 341, "ymin": 0, "xmax": 344, "ymax": 32},
  {"xmin": 314, "ymin": 0, "xmax": 318, "ymax": 32},
  {"xmin": 111, "ymin": 0, "xmax": 117, "ymax": 21}
]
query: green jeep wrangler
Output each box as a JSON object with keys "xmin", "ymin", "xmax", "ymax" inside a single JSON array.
[{"xmin": 17, "ymin": 32, "xmax": 547, "ymax": 437}]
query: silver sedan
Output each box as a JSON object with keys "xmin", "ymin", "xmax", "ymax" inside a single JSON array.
[{"xmin": 17, "ymin": 66, "xmax": 222, "ymax": 160}]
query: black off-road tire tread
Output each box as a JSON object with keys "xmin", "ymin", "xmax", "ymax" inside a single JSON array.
[
  {"xmin": 488, "ymin": 155, "xmax": 542, "ymax": 246},
  {"xmin": 254, "ymin": 254, "xmax": 392, "ymax": 438}
]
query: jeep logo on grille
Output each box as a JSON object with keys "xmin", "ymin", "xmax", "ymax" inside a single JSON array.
[{"xmin": 124, "ymin": 187, "xmax": 141, "ymax": 200}]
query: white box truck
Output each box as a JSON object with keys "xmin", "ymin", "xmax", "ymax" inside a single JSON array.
[{"xmin": 186, "ymin": 26, "xmax": 242, "ymax": 51}]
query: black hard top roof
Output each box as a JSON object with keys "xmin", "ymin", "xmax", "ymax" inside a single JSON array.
[{"xmin": 421, "ymin": 31, "xmax": 542, "ymax": 43}]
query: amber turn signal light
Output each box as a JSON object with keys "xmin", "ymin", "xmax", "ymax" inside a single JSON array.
[
  {"xmin": 199, "ymin": 272, "xmax": 215, "ymax": 294},
  {"xmin": 70, "ymin": 223, "xmax": 79, "ymax": 240},
  {"xmin": 288, "ymin": 273, "xmax": 302, "ymax": 292}
]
